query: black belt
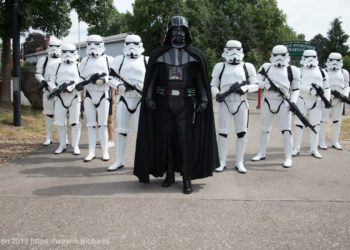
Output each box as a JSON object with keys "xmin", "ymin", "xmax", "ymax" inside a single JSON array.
[{"xmin": 156, "ymin": 86, "xmax": 195, "ymax": 97}]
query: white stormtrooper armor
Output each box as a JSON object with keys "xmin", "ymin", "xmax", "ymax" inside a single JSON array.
[
  {"xmin": 35, "ymin": 37, "xmax": 61, "ymax": 145},
  {"xmin": 107, "ymin": 34, "xmax": 148, "ymax": 171},
  {"xmin": 292, "ymin": 50, "xmax": 330, "ymax": 158},
  {"xmin": 319, "ymin": 53, "xmax": 350, "ymax": 150},
  {"xmin": 251, "ymin": 45, "xmax": 300, "ymax": 168},
  {"xmin": 48, "ymin": 44, "xmax": 81, "ymax": 155},
  {"xmin": 79, "ymin": 35, "xmax": 114, "ymax": 162},
  {"xmin": 211, "ymin": 40, "xmax": 259, "ymax": 174}
]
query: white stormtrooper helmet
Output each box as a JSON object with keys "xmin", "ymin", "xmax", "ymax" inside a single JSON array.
[
  {"xmin": 86, "ymin": 35, "xmax": 105, "ymax": 57},
  {"xmin": 300, "ymin": 50, "xmax": 319, "ymax": 68},
  {"xmin": 123, "ymin": 34, "xmax": 144, "ymax": 59},
  {"xmin": 47, "ymin": 37, "xmax": 61, "ymax": 58},
  {"xmin": 326, "ymin": 52, "xmax": 343, "ymax": 71},
  {"xmin": 222, "ymin": 40, "xmax": 244, "ymax": 64},
  {"xmin": 61, "ymin": 44, "xmax": 78, "ymax": 64},
  {"xmin": 270, "ymin": 45, "xmax": 290, "ymax": 68}
]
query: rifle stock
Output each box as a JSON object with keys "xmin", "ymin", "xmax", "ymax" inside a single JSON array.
[
  {"xmin": 311, "ymin": 83, "xmax": 331, "ymax": 108},
  {"xmin": 109, "ymin": 69, "xmax": 142, "ymax": 95},
  {"xmin": 332, "ymin": 90, "xmax": 350, "ymax": 105}
]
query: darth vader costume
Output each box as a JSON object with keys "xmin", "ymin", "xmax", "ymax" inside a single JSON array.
[{"xmin": 134, "ymin": 16, "xmax": 219, "ymax": 194}]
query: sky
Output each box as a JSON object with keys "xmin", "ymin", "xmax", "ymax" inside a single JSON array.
[{"xmin": 62, "ymin": 0, "xmax": 350, "ymax": 44}]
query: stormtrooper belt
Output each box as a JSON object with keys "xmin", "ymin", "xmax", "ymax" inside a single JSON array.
[{"xmin": 156, "ymin": 86, "xmax": 195, "ymax": 97}]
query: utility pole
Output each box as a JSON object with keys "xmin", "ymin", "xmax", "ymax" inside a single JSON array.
[{"xmin": 12, "ymin": 0, "xmax": 21, "ymax": 126}]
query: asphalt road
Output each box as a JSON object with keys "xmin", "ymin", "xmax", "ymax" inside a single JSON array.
[{"xmin": 0, "ymin": 100, "xmax": 349, "ymax": 249}]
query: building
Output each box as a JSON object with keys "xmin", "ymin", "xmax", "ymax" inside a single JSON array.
[{"xmin": 24, "ymin": 33, "xmax": 128, "ymax": 64}]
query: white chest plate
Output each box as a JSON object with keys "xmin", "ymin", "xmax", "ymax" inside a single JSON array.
[
  {"xmin": 56, "ymin": 63, "xmax": 80, "ymax": 86},
  {"xmin": 300, "ymin": 68, "xmax": 323, "ymax": 88},
  {"xmin": 119, "ymin": 56, "xmax": 146, "ymax": 86}
]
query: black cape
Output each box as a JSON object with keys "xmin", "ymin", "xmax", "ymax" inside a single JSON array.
[{"xmin": 134, "ymin": 45, "xmax": 219, "ymax": 183}]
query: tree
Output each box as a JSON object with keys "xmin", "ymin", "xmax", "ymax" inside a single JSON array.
[
  {"xmin": 23, "ymin": 32, "xmax": 47, "ymax": 55},
  {"xmin": 310, "ymin": 34, "xmax": 329, "ymax": 65},
  {"xmin": 310, "ymin": 18, "xmax": 349, "ymax": 67},
  {"xmin": 0, "ymin": 0, "xmax": 115, "ymax": 103},
  {"xmin": 326, "ymin": 18, "xmax": 349, "ymax": 56},
  {"xmin": 88, "ymin": 9, "xmax": 128, "ymax": 36}
]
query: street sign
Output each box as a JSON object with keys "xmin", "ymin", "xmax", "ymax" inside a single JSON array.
[{"xmin": 283, "ymin": 41, "xmax": 316, "ymax": 57}]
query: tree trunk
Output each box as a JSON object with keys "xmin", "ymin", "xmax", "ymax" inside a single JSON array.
[{"xmin": 0, "ymin": 36, "xmax": 12, "ymax": 104}]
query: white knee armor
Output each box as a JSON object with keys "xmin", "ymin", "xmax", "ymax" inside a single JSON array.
[
  {"xmin": 251, "ymin": 45, "xmax": 300, "ymax": 168},
  {"xmin": 211, "ymin": 40, "xmax": 259, "ymax": 174},
  {"xmin": 107, "ymin": 34, "xmax": 148, "ymax": 171}
]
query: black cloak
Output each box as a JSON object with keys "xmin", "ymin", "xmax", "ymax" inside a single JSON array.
[{"xmin": 133, "ymin": 45, "xmax": 219, "ymax": 183}]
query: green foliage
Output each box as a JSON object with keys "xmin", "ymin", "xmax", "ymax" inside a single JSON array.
[
  {"xmin": 311, "ymin": 18, "xmax": 349, "ymax": 66},
  {"xmin": 0, "ymin": 0, "xmax": 115, "ymax": 39},
  {"xmin": 326, "ymin": 18, "xmax": 349, "ymax": 55},
  {"xmin": 343, "ymin": 55, "xmax": 350, "ymax": 72},
  {"xmin": 125, "ymin": 0, "xmax": 299, "ymax": 72},
  {"xmin": 88, "ymin": 9, "xmax": 128, "ymax": 36},
  {"xmin": 23, "ymin": 32, "xmax": 46, "ymax": 55},
  {"xmin": 246, "ymin": 48, "xmax": 265, "ymax": 69}
]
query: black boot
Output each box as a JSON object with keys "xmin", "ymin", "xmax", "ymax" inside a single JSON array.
[
  {"xmin": 182, "ymin": 178, "xmax": 192, "ymax": 194},
  {"xmin": 162, "ymin": 172, "xmax": 175, "ymax": 187}
]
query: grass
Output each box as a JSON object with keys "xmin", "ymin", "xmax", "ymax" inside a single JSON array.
[
  {"xmin": 0, "ymin": 103, "xmax": 51, "ymax": 164},
  {"xmin": 340, "ymin": 116, "xmax": 350, "ymax": 142}
]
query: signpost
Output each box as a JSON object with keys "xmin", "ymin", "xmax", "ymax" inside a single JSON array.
[
  {"xmin": 12, "ymin": 0, "xmax": 21, "ymax": 126},
  {"xmin": 283, "ymin": 41, "xmax": 316, "ymax": 66}
]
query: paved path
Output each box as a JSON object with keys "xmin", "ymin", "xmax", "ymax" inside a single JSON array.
[{"xmin": 1, "ymin": 100, "xmax": 350, "ymax": 249}]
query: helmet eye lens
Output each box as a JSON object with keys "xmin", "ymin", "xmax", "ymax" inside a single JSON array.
[
  {"xmin": 226, "ymin": 47, "xmax": 241, "ymax": 51},
  {"xmin": 304, "ymin": 56, "xmax": 316, "ymax": 58},
  {"xmin": 87, "ymin": 42, "xmax": 101, "ymax": 46},
  {"xmin": 49, "ymin": 45, "xmax": 60, "ymax": 48},
  {"xmin": 126, "ymin": 42, "xmax": 139, "ymax": 45},
  {"xmin": 62, "ymin": 50, "xmax": 75, "ymax": 54},
  {"xmin": 273, "ymin": 53, "xmax": 287, "ymax": 57},
  {"xmin": 329, "ymin": 59, "xmax": 341, "ymax": 62}
]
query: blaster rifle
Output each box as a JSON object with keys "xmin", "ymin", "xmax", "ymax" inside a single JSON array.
[
  {"xmin": 109, "ymin": 69, "xmax": 143, "ymax": 95},
  {"xmin": 261, "ymin": 68, "xmax": 317, "ymax": 134},
  {"xmin": 216, "ymin": 81, "xmax": 247, "ymax": 102},
  {"xmin": 331, "ymin": 90, "xmax": 350, "ymax": 105},
  {"xmin": 75, "ymin": 72, "xmax": 107, "ymax": 91},
  {"xmin": 311, "ymin": 83, "xmax": 332, "ymax": 108},
  {"xmin": 47, "ymin": 81, "xmax": 75, "ymax": 100}
]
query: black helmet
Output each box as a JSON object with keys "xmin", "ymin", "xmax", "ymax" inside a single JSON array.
[{"xmin": 164, "ymin": 16, "xmax": 192, "ymax": 46}]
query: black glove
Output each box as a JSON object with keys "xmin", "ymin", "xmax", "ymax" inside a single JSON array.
[
  {"xmin": 76, "ymin": 83, "xmax": 84, "ymax": 91},
  {"xmin": 89, "ymin": 73, "xmax": 100, "ymax": 83},
  {"xmin": 235, "ymin": 87, "xmax": 246, "ymax": 95},
  {"xmin": 146, "ymin": 100, "xmax": 156, "ymax": 110},
  {"xmin": 216, "ymin": 93, "xmax": 224, "ymax": 103},
  {"xmin": 195, "ymin": 101, "xmax": 208, "ymax": 112},
  {"xmin": 41, "ymin": 80, "xmax": 48, "ymax": 88}
]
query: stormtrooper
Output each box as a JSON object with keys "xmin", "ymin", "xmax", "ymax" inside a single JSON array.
[
  {"xmin": 319, "ymin": 52, "xmax": 350, "ymax": 150},
  {"xmin": 251, "ymin": 45, "xmax": 300, "ymax": 168},
  {"xmin": 107, "ymin": 34, "xmax": 148, "ymax": 171},
  {"xmin": 79, "ymin": 35, "xmax": 114, "ymax": 162},
  {"xmin": 48, "ymin": 44, "xmax": 81, "ymax": 155},
  {"xmin": 292, "ymin": 50, "xmax": 330, "ymax": 158},
  {"xmin": 134, "ymin": 16, "xmax": 218, "ymax": 194},
  {"xmin": 35, "ymin": 37, "xmax": 61, "ymax": 145},
  {"xmin": 211, "ymin": 40, "xmax": 259, "ymax": 174}
]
